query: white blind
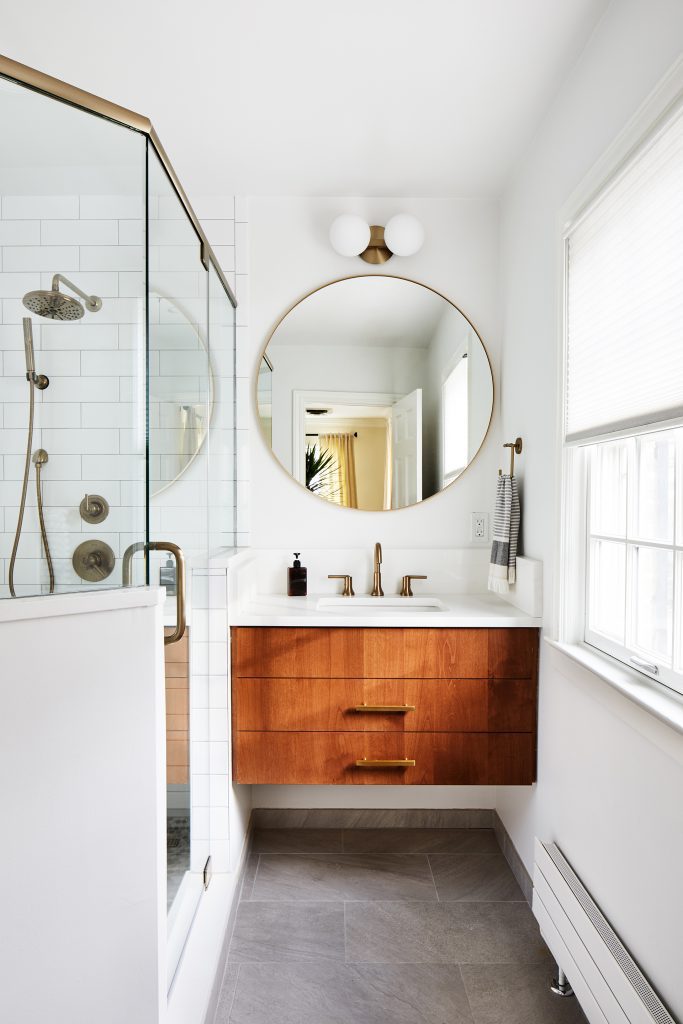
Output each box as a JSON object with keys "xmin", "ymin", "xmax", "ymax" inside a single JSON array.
[{"xmin": 565, "ymin": 104, "xmax": 683, "ymax": 441}]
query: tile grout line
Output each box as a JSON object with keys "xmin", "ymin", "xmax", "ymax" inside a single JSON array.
[
  {"xmin": 226, "ymin": 962, "xmax": 240, "ymax": 1023},
  {"xmin": 248, "ymin": 854, "xmax": 262, "ymax": 900}
]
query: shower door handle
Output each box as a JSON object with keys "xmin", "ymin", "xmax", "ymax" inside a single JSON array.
[{"xmin": 148, "ymin": 541, "xmax": 186, "ymax": 645}]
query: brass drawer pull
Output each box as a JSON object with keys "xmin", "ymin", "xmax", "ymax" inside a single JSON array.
[
  {"xmin": 355, "ymin": 758, "xmax": 415, "ymax": 768},
  {"xmin": 353, "ymin": 704, "xmax": 415, "ymax": 713}
]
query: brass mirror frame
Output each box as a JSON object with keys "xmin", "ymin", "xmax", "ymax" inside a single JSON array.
[{"xmin": 255, "ymin": 274, "xmax": 495, "ymax": 511}]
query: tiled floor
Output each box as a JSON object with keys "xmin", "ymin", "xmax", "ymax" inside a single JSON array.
[{"xmin": 214, "ymin": 828, "xmax": 588, "ymax": 1023}]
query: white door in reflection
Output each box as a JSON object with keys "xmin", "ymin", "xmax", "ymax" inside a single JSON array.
[{"xmin": 391, "ymin": 388, "xmax": 423, "ymax": 508}]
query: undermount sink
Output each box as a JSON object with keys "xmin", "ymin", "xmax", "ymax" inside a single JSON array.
[{"xmin": 316, "ymin": 596, "xmax": 447, "ymax": 612}]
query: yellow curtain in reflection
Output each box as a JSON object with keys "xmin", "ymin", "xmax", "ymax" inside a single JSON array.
[
  {"xmin": 383, "ymin": 420, "xmax": 392, "ymax": 510},
  {"xmin": 320, "ymin": 433, "xmax": 358, "ymax": 509}
]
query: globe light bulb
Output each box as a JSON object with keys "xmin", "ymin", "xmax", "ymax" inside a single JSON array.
[
  {"xmin": 384, "ymin": 214, "xmax": 425, "ymax": 257},
  {"xmin": 329, "ymin": 214, "xmax": 371, "ymax": 257}
]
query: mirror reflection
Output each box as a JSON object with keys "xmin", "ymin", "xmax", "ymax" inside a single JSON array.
[
  {"xmin": 258, "ymin": 276, "xmax": 493, "ymax": 510},
  {"xmin": 149, "ymin": 291, "xmax": 212, "ymax": 496}
]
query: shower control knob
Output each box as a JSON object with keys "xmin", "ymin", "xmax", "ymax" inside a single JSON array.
[
  {"xmin": 80, "ymin": 493, "xmax": 109, "ymax": 524},
  {"xmin": 72, "ymin": 540, "xmax": 115, "ymax": 582}
]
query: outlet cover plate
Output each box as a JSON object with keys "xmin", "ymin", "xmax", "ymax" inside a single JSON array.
[{"xmin": 471, "ymin": 513, "xmax": 488, "ymax": 541}]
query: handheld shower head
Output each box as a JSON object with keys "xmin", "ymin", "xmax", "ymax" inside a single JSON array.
[
  {"xmin": 22, "ymin": 317, "xmax": 35, "ymax": 377},
  {"xmin": 22, "ymin": 317, "xmax": 50, "ymax": 389},
  {"xmin": 22, "ymin": 273, "xmax": 102, "ymax": 321}
]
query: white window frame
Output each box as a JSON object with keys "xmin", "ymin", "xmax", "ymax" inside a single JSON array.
[{"xmin": 556, "ymin": 57, "xmax": 683, "ymax": 699}]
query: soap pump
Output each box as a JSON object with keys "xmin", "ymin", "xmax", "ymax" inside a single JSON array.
[{"xmin": 287, "ymin": 552, "xmax": 307, "ymax": 597}]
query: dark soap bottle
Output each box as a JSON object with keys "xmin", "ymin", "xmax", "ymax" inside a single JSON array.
[{"xmin": 287, "ymin": 552, "xmax": 307, "ymax": 596}]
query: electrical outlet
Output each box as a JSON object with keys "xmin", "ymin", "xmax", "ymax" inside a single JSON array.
[{"xmin": 471, "ymin": 513, "xmax": 488, "ymax": 541}]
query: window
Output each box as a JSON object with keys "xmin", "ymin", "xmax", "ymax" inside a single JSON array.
[{"xmin": 563, "ymin": 99, "xmax": 683, "ymax": 696}]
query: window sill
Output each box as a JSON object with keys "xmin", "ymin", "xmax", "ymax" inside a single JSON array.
[{"xmin": 544, "ymin": 638, "xmax": 683, "ymax": 737}]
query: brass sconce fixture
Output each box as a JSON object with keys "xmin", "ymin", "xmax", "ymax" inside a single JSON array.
[{"xmin": 329, "ymin": 214, "xmax": 424, "ymax": 263}]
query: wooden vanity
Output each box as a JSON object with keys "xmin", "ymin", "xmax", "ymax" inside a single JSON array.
[{"xmin": 231, "ymin": 626, "xmax": 538, "ymax": 785}]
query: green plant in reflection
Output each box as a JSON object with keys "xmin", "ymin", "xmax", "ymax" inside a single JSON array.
[{"xmin": 305, "ymin": 443, "xmax": 340, "ymax": 499}]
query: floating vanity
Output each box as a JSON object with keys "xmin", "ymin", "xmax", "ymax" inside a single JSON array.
[{"xmin": 229, "ymin": 550, "xmax": 542, "ymax": 788}]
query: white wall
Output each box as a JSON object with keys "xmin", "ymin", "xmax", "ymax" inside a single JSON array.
[
  {"xmin": 248, "ymin": 196, "xmax": 501, "ymax": 549},
  {"xmin": 497, "ymin": 0, "xmax": 683, "ymax": 1015},
  {"xmin": 0, "ymin": 589, "xmax": 166, "ymax": 1023}
]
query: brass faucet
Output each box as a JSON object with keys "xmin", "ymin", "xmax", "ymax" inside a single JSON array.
[{"xmin": 371, "ymin": 541, "xmax": 384, "ymax": 597}]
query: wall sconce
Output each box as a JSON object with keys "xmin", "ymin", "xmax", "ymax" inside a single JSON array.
[{"xmin": 329, "ymin": 213, "xmax": 424, "ymax": 264}]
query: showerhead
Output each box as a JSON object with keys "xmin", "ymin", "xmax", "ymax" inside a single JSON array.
[
  {"xmin": 23, "ymin": 289, "xmax": 85, "ymax": 321},
  {"xmin": 22, "ymin": 273, "xmax": 102, "ymax": 321}
]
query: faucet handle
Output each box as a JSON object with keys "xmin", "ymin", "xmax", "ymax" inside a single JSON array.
[
  {"xmin": 328, "ymin": 574, "xmax": 355, "ymax": 597},
  {"xmin": 400, "ymin": 575, "xmax": 427, "ymax": 597}
]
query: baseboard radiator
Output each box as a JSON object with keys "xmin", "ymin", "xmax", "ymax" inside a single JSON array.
[{"xmin": 533, "ymin": 840, "xmax": 675, "ymax": 1024}]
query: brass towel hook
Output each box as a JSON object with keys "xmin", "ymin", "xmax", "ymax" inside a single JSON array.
[{"xmin": 499, "ymin": 437, "xmax": 523, "ymax": 477}]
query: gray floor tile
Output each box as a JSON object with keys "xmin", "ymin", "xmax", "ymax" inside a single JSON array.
[
  {"xmin": 429, "ymin": 854, "xmax": 525, "ymax": 901},
  {"xmin": 252, "ymin": 853, "xmax": 438, "ymax": 902},
  {"xmin": 229, "ymin": 963, "xmax": 474, "ymax": 1024},
  {"xmin": 461, "ymin": 963, "xmax": 588, "ymax": 1023},
  {"xmin": 345, "ymin": 900, "xmax": 550, "ymax": 964},
  {"xmin": 214, "ymin": 963, "xmax": 240, "ymax": 1022},
  {"xmin": 342, "ymin": 828, "xmax": 499, "ymax": 855},
  {"xmin": 229, "ymin": 901, "xmax": 345, "ymax": 963},
  {"xmin": 251, "ymin": 828, "xmax": 344, "ymax": 853}
]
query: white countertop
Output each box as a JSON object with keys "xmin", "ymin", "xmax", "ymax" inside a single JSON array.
[{"xmin": 229, "ymin": 592, "xmax": 542, "ymax": 628}]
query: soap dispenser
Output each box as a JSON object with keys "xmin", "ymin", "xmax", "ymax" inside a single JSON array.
[{"xmin": 287, "ymin": 552, "xmax": 307, "ymax": 596}]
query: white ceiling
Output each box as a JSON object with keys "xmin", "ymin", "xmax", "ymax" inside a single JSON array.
[{"xmin": 0, "ymin": 0, "xmax": 609, "ymax": 197}]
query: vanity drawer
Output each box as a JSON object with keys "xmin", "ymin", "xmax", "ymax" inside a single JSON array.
[
  {"xmin": 232, "ymin": 677, "xmax": 536, "ymax": 733},
  {"xmin": 233, "ymin": 731, "xmax": 536, "ymax": 785},
  {"xmin": 231, "ymin": 627, "xmax": 495, "ymax": 679}
]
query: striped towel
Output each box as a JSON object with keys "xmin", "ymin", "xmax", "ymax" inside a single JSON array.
[{"xmin": 488, "ymin": 474, "xmax": 520, "ymax": 593}]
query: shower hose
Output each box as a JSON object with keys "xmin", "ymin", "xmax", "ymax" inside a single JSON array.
[{"xmin": 8, "ymin": 376, "xmax": 55, "ymax": 597}]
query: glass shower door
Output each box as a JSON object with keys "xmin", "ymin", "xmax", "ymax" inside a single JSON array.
[
  {"xmin": 0, "ymin": 74, "xmax": 147, "ymax": 599},
  {"xmin": 146, "ymin": 145, "xmax": 211, "ymax": 971}
]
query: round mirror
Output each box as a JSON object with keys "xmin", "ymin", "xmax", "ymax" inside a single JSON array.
[
  {"xmin": 257, "ymin": 276, "xmax": 493, "ymax": 510},
  {"xmin": 149, "ymin": 291, "xmax": 213, "ymax": 496}
]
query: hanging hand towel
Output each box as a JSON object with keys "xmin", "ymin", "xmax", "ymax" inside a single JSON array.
[{"xmin": 488, "ymin": 474, "xmax": 520, "ymax": 593}]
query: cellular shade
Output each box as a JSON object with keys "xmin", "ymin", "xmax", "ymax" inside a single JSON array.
[{"xmin": 565, "ymin": 104, "xmax": 683, "ymax": 442}]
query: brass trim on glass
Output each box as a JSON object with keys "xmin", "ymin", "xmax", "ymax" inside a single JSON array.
[
  {"xmin": 0, "ymin": 52, "xmax": 236, "ymax": 309},
  {"xmin": 353, "ymin": 704, "xmax": 416, "ymax": 713},
  {"xmin": 255, "ymin": 274, "xmax": 495, "ymax": 512},
  {"xmin": 148, "ymin": 541, "xmax": 186, "ymax": 646},
  {"xmin": 355, "ymin": 758, "xmax": 416, "ymax": 767}
]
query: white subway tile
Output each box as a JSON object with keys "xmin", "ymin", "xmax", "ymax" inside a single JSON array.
[
  {"xmin": 210, "ymin": 840, "xmax": 230, "ymax": 873},
  {"xmin": 0, "ymin": 429, "xmax": 31, "ymax": 454},
  {"xmin": 190, "ymin": 707, "xmax": 209, "ymax": 741},
  {"xmin": 80, "ymin": 297, "xmax": 142, "ymax": 325},
  {"xmin": 118, "ymin": 220, "xmax": 144, "ymax": 245},
  {"xmin": 0, "ymin": 221, "xmax": 40, "ymax": 245},
  {"xmin": 149, "ymin": 219, "xmax": 198, "ymax": 245},
  {"xmin": 117, "ymin": 324, "xmax": 145, "ymax": 350},
  {"xmin": 3, "ymin": 246, "xmax": 79, "ymax": 272},
  {"xmin": 235, "ymin": 222, "xmax": 249, "ymax": 273},
  {"xmin": 156, "ymin": 195, "xmax": 187, "ymax": 221},
  {"xmin": 209, "ymin": 775, "xmax": 228, "ymax": 807},
  {"xmin": 2, "ymin": 195, "xmax": 79, "ymax": 219},
  {"xmin": 40, "ymin": 323, "xmax": 118, "ymax": 350},
  {"xmin": 208, "ymin": 741, "xmax": 228, "ymax": 775},
  {"xmin": 81, "ymin": 349, "xmax": 139, "ymax": 376},
  {"xmin": 193, "ymin": 196, "xmax": 234, "ymax": 221},
  {"xmin": 158, "ymin": 247, "xmax": 204, "ymax": 272},
  {"xmin": 190, "ymin": 675, "xmax": 209, "ymax": 710},
  {"xmin": 0, "ymin": 377, "xmax": 33, "ymax": 402},
  {"xmin": 4, "ymin": 350, "xmax": 80, "ymax": 377},
  {"xmin": 81, "ymin": 402, "xmax": 136, "ymax": 427},
  {"xmin": 191, "ymin": 774, "xmax": 210, "ymax": 806},
  {"xmin": 4, "ymin": 453, "xmax": 82, "ymax": 481},
  {"xmin": 208, "ymin": 674, "xmax": 228, "ymax": 708},
  {"xmin": 150, "ymin": 271, "xmax": 201, "ymax": 297},
  {"xmin": 212, "ymin": 246, "xmax": 235, "ymax": 273},
  {"xmin": 80, "ymin": 246, "xmax": 143, "ymax": 272},
  {"xmin": 117, "ymin": 272, "xmax": 145, "ymax": 297},
  {"xmin": 47, "ymin": 377, "xmax": 119, "ymax": 403},
  {"xmin": 234, "ymin": 196, "xmax": 248, "ymax": 222},
  {"xmin": 209, "ymin": 805, "xmax": 229, "ymax": 839},
  {"xmin": 0, "ymin": 272, "xmax": 41, "ymax": 298},
  {"xmin": 39, "ymin": 270, "xmax": 119, "ymax": 298},
  {"xmin": 158, "ymin": 350, "xmax": 209, "ymax": 376},
  {"xmin": 42, "ymin": 479, "xmax": 121, "ymax": 506},
  {"xmin": 80, "ymin": 195, "xmax": 142, "ymax": 219},
  {"xmin": 41, "ymin": 220, "xmax": 118, "ymax": 245},
  {"xmin": 28, "ymin": 403, "xmax": 81, "ymax": 428},
  {"xmin": 41, "ymin": 428, "xmax": 119, "ymax": 455},
  {"xmin": 202, "ymin": 220, "xmax": 235, "ymax": 247},
  {"xmin": 190, "ymin": 741, "xmax": 209, "ymax": 774},
  {"xmin": 81, "ymin": 454, "xmax": 144, "ymax": 479},
  {"xmin": 0, "ymin": 325, "xmax": 24, "ymax": 350}
]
